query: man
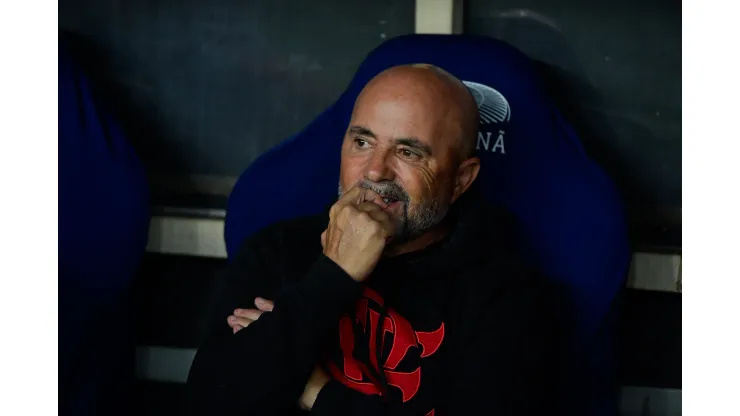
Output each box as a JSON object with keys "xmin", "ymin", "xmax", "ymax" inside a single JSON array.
[{"xmin": 186, "ymin": 64, "xmax": 557, "ymax": 415}]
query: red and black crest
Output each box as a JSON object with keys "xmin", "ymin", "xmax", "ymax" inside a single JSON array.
[{"xmin": 326, "ymin": 286, "xmax": 444, "ymax": 408}]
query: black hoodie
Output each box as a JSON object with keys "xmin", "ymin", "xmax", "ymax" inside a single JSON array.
[{"xmin": 186, "ymin": 192, "xmax": 558, "ymax": 416}]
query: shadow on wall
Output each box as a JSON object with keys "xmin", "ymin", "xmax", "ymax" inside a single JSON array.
[
  {"xmin": 61, "ymin": 30, "xmax": 240, "ymax": 207},
  {"xmin": 58, "ymin": 0, "xmax": 416, "ymax": 207},
  {"xmin": 60, "ymin": 31, "xmax": 195, "ymax": 202},
  {"xmin": 60, "ymin": 28, "xmax": 331, "ymax": 207},
  {"xmin": 537, "ymin": 61, "xmax": 680, "ymax": 246},
  {"xmin": 464, "ymin": 3, "xmax": 682, "ymax": 247}
]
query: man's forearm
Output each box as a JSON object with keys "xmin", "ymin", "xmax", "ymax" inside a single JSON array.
[{"xmin": 186, "ymin": 255, "xmax": 361, "ymax": 416}]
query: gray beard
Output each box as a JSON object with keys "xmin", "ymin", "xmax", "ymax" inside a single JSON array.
[{"xmin": 337, "ymin": 181, "xmax": 449, "ymax": 244}]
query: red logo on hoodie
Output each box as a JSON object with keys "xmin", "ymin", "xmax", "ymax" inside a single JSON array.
[{"xmin": 327, "ymin": 287, "xmax": 445, "ymax": 404}]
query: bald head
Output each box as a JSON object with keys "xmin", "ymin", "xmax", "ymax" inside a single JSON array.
[
  {"xmin": 354, "ymin": 64, "xmax": 480, "ymax": 159},
  {"xmin": 337, "ymin": 64, "xmax": 482, "ymax": 250}
]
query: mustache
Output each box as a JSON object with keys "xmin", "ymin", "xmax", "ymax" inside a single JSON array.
[{"xmin": 357, "ymin": 179, "xmax": 409, "ymax": 202}]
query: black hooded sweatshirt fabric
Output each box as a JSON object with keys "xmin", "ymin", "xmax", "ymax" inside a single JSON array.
[{"xmin": 186, "ymin": 192, "xmax": 558, "ymax": 416}]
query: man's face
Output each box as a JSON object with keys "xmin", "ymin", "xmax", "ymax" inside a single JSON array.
[{"xmin": 338, "ymin": 81, "xmax": 462, "ymax": 244}]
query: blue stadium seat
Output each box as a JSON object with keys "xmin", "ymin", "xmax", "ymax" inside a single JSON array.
[
  {"xmin": 225, "ymin": 34, "xmax": 631, "ymax": 415},
  {"xmin": 59, "ymin": 38, "xmax": 151, "ymax": 416}
]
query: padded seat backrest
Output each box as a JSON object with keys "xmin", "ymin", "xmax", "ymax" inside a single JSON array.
[{"xmin": 59, "ymin": 38, "xmax": 151, "ymax": 416}]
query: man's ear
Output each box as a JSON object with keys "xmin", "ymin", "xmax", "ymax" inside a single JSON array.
[{"xmin": 451, "ymin": 156, "xmax": 481, "ymax": 203}]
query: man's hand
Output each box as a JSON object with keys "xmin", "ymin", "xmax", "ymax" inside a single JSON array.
[
  {"xmin": 227, "ymin": 297, "xmax": 274, "ymax": 334},
  {"xmin": 321, "ymin": 186, "xmax": 395, "ymax": 282},
  {"xmin": 298, "ymin": 365, "xmax": 331, "ymax": 411}
]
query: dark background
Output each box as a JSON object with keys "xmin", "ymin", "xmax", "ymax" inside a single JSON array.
[
  {"xmin": 465, "ymin": 0, "xmax": 681, "ymax": 247},
  {"xmin": 58, "ymin": 0, "xmax": 681, "ymax": 247},
  {"xmin": 59, "ymin": 0, "xmax": 415, "ymax": 206}
]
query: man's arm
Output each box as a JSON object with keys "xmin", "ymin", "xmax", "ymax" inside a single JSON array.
[
  {"xmin": 186, "ymin": 185, "xmax": 396, "ymax": 416},
  {"xmin": 185, "ymin": 228, "xmax": 362, "ymax": 416},
  {"xmin": 306, "ymin": 271, "xmax": 558, "ymax": 416}
]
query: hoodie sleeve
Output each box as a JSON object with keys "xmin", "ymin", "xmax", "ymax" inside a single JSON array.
[
  {"xmin": 310, "ymin": 270, "xmax": 558, "ymax": 416},
  {"xmin": 185, "ymin": 226, "xmax": 362, "ymax": 416}
]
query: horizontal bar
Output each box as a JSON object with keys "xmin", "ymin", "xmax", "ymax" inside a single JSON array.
[
  {"xmin": 619, "ymin": 385, "xmax": 682, "ymax": 416},
  {"xmin": 135, "ymin": 346, "xmax": 196, "ymax": 384},
  {"xmin": 147, "ymin": 216, "xmax": 227, "ymax": 259},
  {"xmin": 628, "ymin": 252, "xmax": 682, "ymax": 293}
]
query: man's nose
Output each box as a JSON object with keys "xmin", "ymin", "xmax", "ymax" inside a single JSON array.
[{"xmin": 364, "ymin": 149, "xmax": 394, "ymax": 183}]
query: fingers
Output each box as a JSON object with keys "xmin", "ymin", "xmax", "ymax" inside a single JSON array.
[
  {"xmin": 331, "ymin": 186, "xmax": 361, "ymax": 219},
  {"xmin": 360, "ymin": 189, "xmax": 388, "ymax": 209},
  {"xmin": 328, "ymin": 200, "xmax": 395, "ymax": 242},
  {"xmin": 353, "ymin": 187, "xmax": 387, "ymax": 209},
  {"xmin": 228, "ymin": 298, "xmax": 275, "ymax": 334},
  {"xmin": 356, "ymin": 202, "xmax": 391, "ymax": 227},
  {"xmin": 234, "ymin": 308, "xmax": 264, "ymax": 321},
  {"xmin": 336, "ymin": 200, "xmax": 386, "ymax": 226},
  {"xmin": 356, "ymin": 202, "xmax": 395, "ymax": 238},
  {"xmin": 255, "ymin": 297, "xmax": 274, "ymax": 312},
  {"xmin": 337, "ymin": 185, "xmax": 364, "ymax": 204},
  {"xmin": 228, "ymin": 315, "xmax": 253, "ymax": 330},
  {"xmin": 355, "ymin": 201, "xmax": 386, "ymax": 216},
  {"xmin": 331, "ymin": 186, "xmax": 387, "ymax": 219}
]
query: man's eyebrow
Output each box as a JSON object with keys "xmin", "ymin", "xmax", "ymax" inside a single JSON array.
[
  {"xmin": 348, "ymin": 125, "xmax": 376, "ymax": 138},
  {"xmin": 395, "ymin": 137, "xmax": 433, "ymax": 156}
]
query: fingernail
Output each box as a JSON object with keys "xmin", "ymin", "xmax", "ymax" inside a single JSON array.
[{"xmin": 228, "ymin": 316, "xmax": 236, "ymax": 321}]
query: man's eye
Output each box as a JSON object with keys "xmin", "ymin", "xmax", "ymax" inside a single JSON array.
[
  {"xmin": 354, "ymin": 138, "xmax": 369, "ymax": 148},
  {"xmin": 399, "ymin": 149, "xmax": 421, "ymax": 160}
]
